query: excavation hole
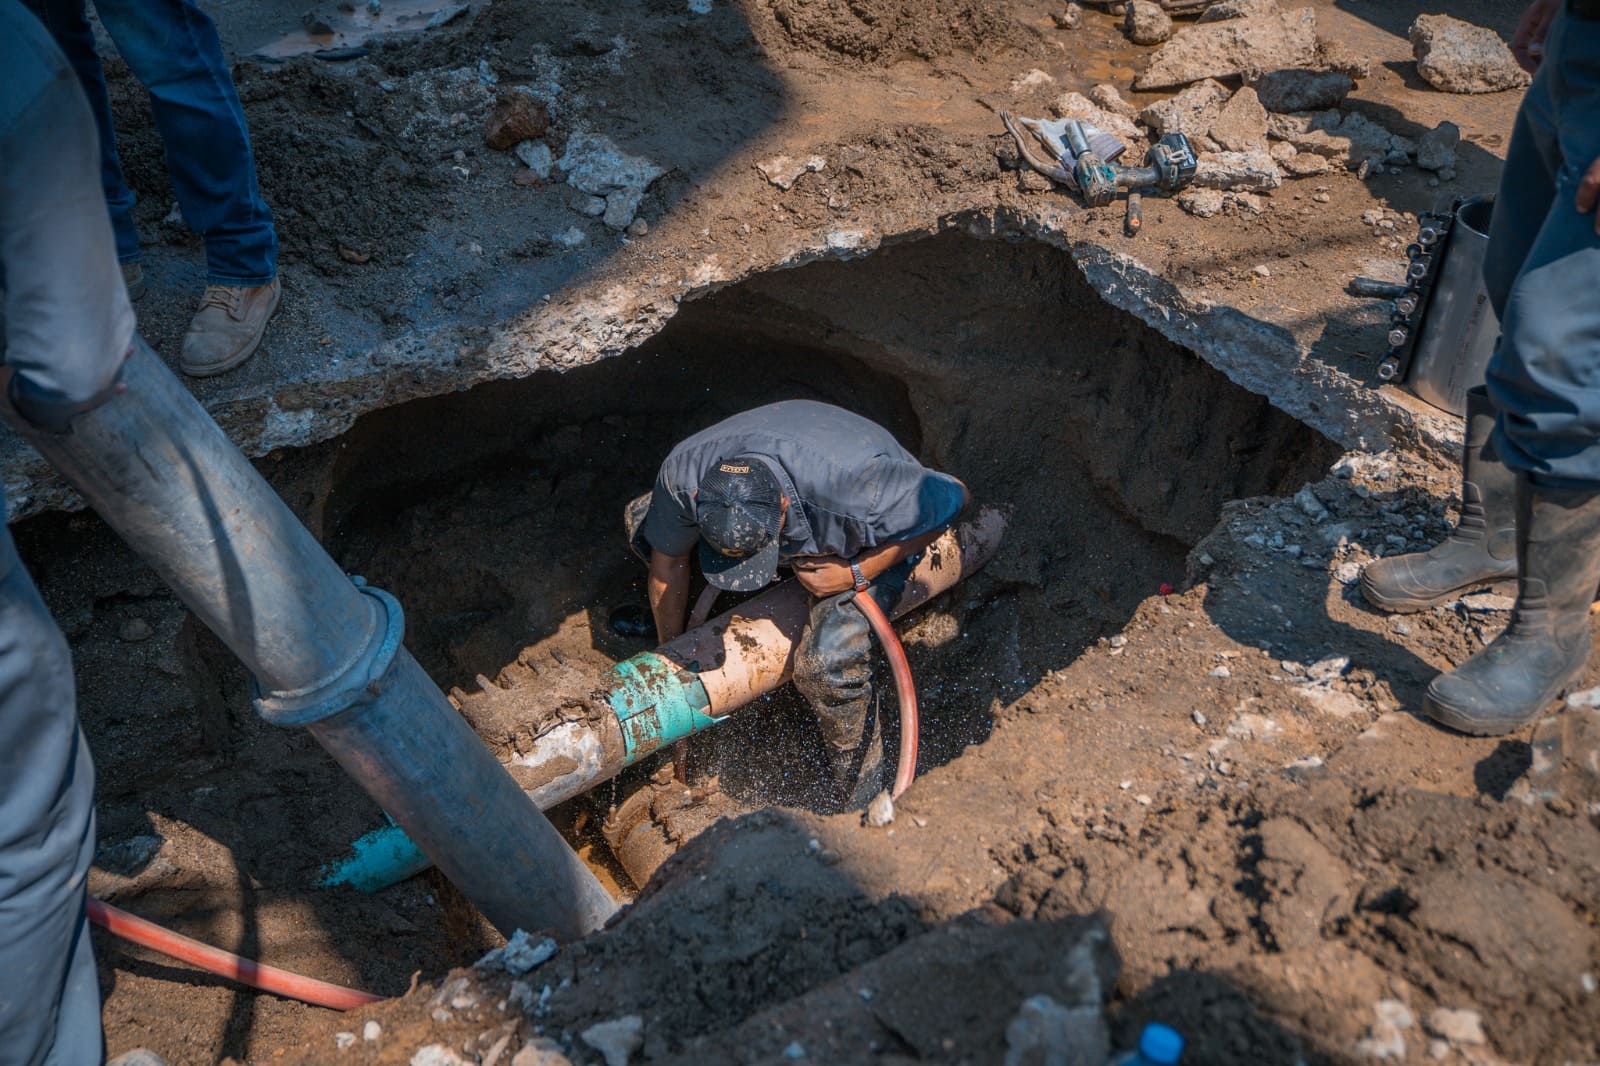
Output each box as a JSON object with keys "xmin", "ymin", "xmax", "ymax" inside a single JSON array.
[{"xmin": 316, "ymin": 231, "xmax": 1340, "ymax": 835}]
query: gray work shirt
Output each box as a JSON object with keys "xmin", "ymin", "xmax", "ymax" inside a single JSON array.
[
  {"xmin": 641, "ymin": 401, "xmax": 966, "ymax": 561},
  {"xmin": 0, "ymin": 4, "xmax": 134, "ymax": 436}
]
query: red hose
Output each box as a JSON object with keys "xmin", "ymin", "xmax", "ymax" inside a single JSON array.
[
  {"xmin": 851, "ymin": 589, "xmax": 920, "ymax": 799},
  {"xmin": 88, "ymin": 897, "xmax": 382, "ymax": 1011}
]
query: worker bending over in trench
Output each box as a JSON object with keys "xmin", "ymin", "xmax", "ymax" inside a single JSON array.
[
  {"xmin": 626, "ymin": 400, "xmax": 969, "ymax": 809},
  {"xmin": 0, "ymin": 8, "xmax": 162, "ymax": 1064},
  {"xmin": 1362, "ymin": 0, "xmax": 1600, "ymax": 735}
]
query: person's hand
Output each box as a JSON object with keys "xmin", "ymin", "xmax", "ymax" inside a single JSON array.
[
  {"xmin": 792, "ymin": 556, "xmax": 857, "ymax": 597},
  {"xmin": 1578, "ymin": 155, "xmax": 1600, "ymax": 237},
  {"xmin": 1511, "ymin": 0, "xmax": 1559, "ymax": 73}
]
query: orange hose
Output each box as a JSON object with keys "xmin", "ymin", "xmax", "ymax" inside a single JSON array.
[
  {"xmin": 851, "ymin": 589, "xmax": 920, "ymax": 799},
  {"xmin": 88, "ymin": 897, "xmax": 382, "ymax": 1011}
]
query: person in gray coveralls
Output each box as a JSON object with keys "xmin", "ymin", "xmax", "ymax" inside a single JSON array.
[
  {"xmin": 627, "ymin": 401, "xmax": 969, "ymax": 809},
  {"xmin": 0, "ymin": 5, "xmax": 137, "ymax": 1062},
  {"xmin": 1362, "ymin": 0, "xmax": 1600, "ymax": 735}
]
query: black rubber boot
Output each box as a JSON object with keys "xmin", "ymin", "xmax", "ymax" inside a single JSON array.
[
  {"xmin": 1361, "ymin": 387, "xmax": 1517, "ymax": 612},
  {"xmin": 1424, "ymin": 478, "xmax": 1600, "ymax": 736}
]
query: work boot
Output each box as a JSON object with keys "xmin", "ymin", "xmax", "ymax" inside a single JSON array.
[
  {"xmin": 179, "ymin": 278, "xmax": 281, "ymax": 378},
  {"xmin": 1361, "ymin": 387, "xmax": 1516, "ymax": 612},
  {"xmin": 828, "ymin": 725, "xmax": 885, "ymax": 813},
  {"xmin": 121, "ymin": 262, "xmax": 147, "ymax": 302},
  {"xmin": 1424, "ymin": 478, "xmax": 1600, "ymax": 736}
]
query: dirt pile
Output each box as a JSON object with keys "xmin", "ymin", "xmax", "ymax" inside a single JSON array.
[{"xmin": 750, "ymin": 0, "xmax": 1035, "ymax": 67}]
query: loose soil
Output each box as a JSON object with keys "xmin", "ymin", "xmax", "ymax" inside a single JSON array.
[{"xmin": 15, "ymin": 0, "xmax": 1597, "ymax": 1064}]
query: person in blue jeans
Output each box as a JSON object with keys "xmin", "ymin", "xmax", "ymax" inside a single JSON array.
[
  {"xmin": 1363, "ymin": 0, "xmax": 1600, "ymax": 736},
  {"xmin": 24, "ymin": 0, "xmax": 281, "ymax": 378}
]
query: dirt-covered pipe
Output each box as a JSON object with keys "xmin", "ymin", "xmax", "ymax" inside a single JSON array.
[
  {"xmin": 322, "ymin": 507, "xmax": 1007, "ymax": 892},
  {"xmin": 3, "ymin": 338, "xmax": 616, "ymax": 940}
]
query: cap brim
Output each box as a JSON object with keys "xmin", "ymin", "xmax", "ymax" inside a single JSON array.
[{"xmin": 699, "ymin": 537, "xmax": 781, "ymax": 592}]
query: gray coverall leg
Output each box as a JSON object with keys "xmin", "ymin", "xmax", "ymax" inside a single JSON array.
[
  {"xmin": 0, "ymin": 530, "xmax": 102, "ymax": 1066},
  {"xmin": 1484, "ymin": 8, "xmax": 1600, "ymax": 487}
]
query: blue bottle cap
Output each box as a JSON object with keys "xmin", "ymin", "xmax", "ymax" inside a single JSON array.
[{"xmin": 1138, "ymin": 1023, "xmax": 1185, "ymax": 1064}]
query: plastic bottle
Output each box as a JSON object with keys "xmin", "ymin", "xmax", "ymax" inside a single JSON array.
[{"xmin": 1107, "ymin": 1023, "xmax": 1185, "ymax": 1065}]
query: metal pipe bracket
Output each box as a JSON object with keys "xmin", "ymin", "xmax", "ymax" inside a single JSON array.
[{"xmin": 252, "ymin": 579, "xmax": 405, "ymax": 727}]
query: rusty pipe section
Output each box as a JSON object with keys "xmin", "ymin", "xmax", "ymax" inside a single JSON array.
[
  {"xmin": 7, "ymin": 337, "xmax": 617, "ymax": 940},
  {"xmin": 323, "ymin": 507, "xmax": 1006, "ymax": 891}
]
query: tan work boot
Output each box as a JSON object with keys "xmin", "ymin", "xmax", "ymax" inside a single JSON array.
[
  {"xmin": 121, "ymin": 262, "xmax": 147, "ymax": 302},
  {"xmin": 180, "ymin": 277, "xmax": 281, "ymax": 378}
]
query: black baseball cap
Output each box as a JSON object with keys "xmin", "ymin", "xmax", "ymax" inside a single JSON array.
[{"xmin": 696, "ymin": 456, "xmax": 784, "ymax": 591}]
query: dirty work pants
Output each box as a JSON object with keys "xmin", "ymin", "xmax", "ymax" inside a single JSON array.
[
  {"xmin": 624, "ymin": 492, "xmax": 913, "ymax": 801},
  {"xmin": 22, "ymin": 0, "xmax": 278, "ymax": 286},
  {"xmin": 792, "ymin": 562, "xmax": 914, "ymax": 804},
  {"xmin": 0, "ymin": 531, "xmax": 102, "ymax": 1066},
  {"xmin": 1482, "ymin": 6, "xmax": 1600, "ymax": 488}
]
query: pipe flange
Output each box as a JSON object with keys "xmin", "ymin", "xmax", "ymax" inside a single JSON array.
[{"xmin": 252, "ymin": 581, "xmax": 405, "ymax": 727}]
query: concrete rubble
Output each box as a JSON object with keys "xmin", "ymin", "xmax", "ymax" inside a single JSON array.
[
  {"xmin": 756, "ymin": 154, "xmax": 828, "ymax": 191},
  {"xmin": 1194, "ymin": 149, "xmax": 1282, "ymax": 190},
  {"xmin": 580, "ymin": 1016, "xmax": 645, "ymax": 1066},
  {"xmin": 1123, "ymin": 1, "xmax": 1173, "ymax": 46},
  {"xmin": 1208, "ymin": 86, "xmax": 1269, "ymax": 152},
  {"xmin": 1002, "ymin": 994, "xmax": 1109, "ymax": 1066},
  {"xmin": 1415, "ymin": 120, "xmax": 1461, "ymax": 175},
  {"xmin": 1137, "ymin": 78, "xmax": 1231, "ymax": 139},
  {"xmin": 1132, "ymin": 7, "xmax": 1320, "ymax": 90},
  {"xmin": 1251, "ymin": 68, "xmax": 1355, "ymax": 113},
  {"xmin": 1197, "ymin": 0, "xmax": 1279, "ymax": 23},
  {"xmin": 556, "ymin": 132, "xmax": 665, "ymax": 230},
  {"xmin": 1088, "ymin": 83, "xmax": 1138, "ymax": 118},
  {"xmin": 1051, "ymin": 92, "xmax": 1145, "ymax": 142},
  {"xmin": 1409, "ymin": 14, "xmax": 1532, "ymax": 94}
]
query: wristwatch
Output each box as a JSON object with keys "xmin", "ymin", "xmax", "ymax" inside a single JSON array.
[{"xmin": 849, "ymin": 560, "xmax": 868, "ymax": 590}]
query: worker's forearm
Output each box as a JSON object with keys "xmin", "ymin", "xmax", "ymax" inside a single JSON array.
[
  {"xmin": 647, "ymin": 553, "xmax": 691, "ymax": 642},
  {"xmin": 857, "ymin": 526, "xmax": 949, "ymax": 582}
]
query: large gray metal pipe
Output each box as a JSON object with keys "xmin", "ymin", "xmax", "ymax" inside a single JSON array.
[{"xmin": 3, "ymin": 338, "xmax": 616, "ymax": 940}]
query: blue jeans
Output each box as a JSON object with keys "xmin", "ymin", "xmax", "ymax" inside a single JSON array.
[
  {"xmin": 24, "ymin": 0, "xmax": 277, "ymax": 286},
  {"xmin": 1483, "ymin": 6, "xmax": 1600, "ymax": 487},
  {"xmin": 0, "ymin": 530, "xmax": 103, "ymax": 1066}
]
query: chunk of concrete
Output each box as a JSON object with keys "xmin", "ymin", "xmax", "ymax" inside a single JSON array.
[
  {"xmin": 1252, "ymin": 69, "xmax": 1354, "ymax": 113},
  {"xmin": 1209, "ymin": 86, "xmax": 1269, "ymax": 151},
  {"xmin": 1194, "ymin": 149, "xmax": 1281, "ymax": 190},
  {"xmin": 756, "ymin": 154, "xmax": 827, "ymax": 191},
  {"xmin": 1138, "ymin": 78, "xmax": 1231, "ymax": 138},
  {"xmin": 1409, "ymin": 14, "xmax": 1530, "ymax": 94},
  {"xmin": 558, "ymin": 132, "xmax": 664, "ymax": 230},
  {"xmin": 1051, "ymin": 91, "xmax": 1144, "ymax": 142},
  {"xmin": 1177, "ymin": 187, "xmax": 1225, "ymax": 217},
  {"xmin": 581, "ymin": 1017, "xmax": 644, "ymax": 1066},
  {"xmin": 1415, "ymin": 121, "xmax": 1460, "ymax": 172},
  {"xmin": 1197, "ymin": 0, "xmax": 1278, "ymax": 23},
  {"xmin": 1281, "ymin": 151, "xmax": 1331, "ymax": 177},
  {"xmin": 1089, "ymin": 83, "xmax": 1138, "ymax": 119},
  {"xmin": 1124, "ymin": 1, "xmax": 1173, "ymax": 45},
  {"xmin": 1316, "ymin": 36, "xmax": 1372, "ymax": 78},
  {"xmin": 1424, "ymin": 1008, "xmax": 1485, "ymax": 1047},
  {"xmin": 1133, "ymin": 7, "xmax": 1320, "ymax": 91},
  {"xmin": 1002, "ymin": 994, "xmax": 1110, "ymax": 1066}
]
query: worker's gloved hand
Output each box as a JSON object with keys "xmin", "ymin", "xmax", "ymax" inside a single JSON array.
[
  {"xmin": 1578, "ymin": 155, "xmax": 1600, "ymax": 237},
  {"xmin": 792, "ymin": 555, "xmax": 856, "ymax": 597}
]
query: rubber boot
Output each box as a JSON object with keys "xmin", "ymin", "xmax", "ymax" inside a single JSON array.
[
  {"xmin": 1361, "ymin": 387, "xmax": 1517, "ymax": 612},
  {"xmin": 1424, "ymin": 479, "xmax": 1600, "ymax": 736}
]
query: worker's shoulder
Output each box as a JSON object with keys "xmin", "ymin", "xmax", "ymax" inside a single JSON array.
[{"xmin": 0, "ymin": 7, "xmax": 74, "ymax": 139}]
